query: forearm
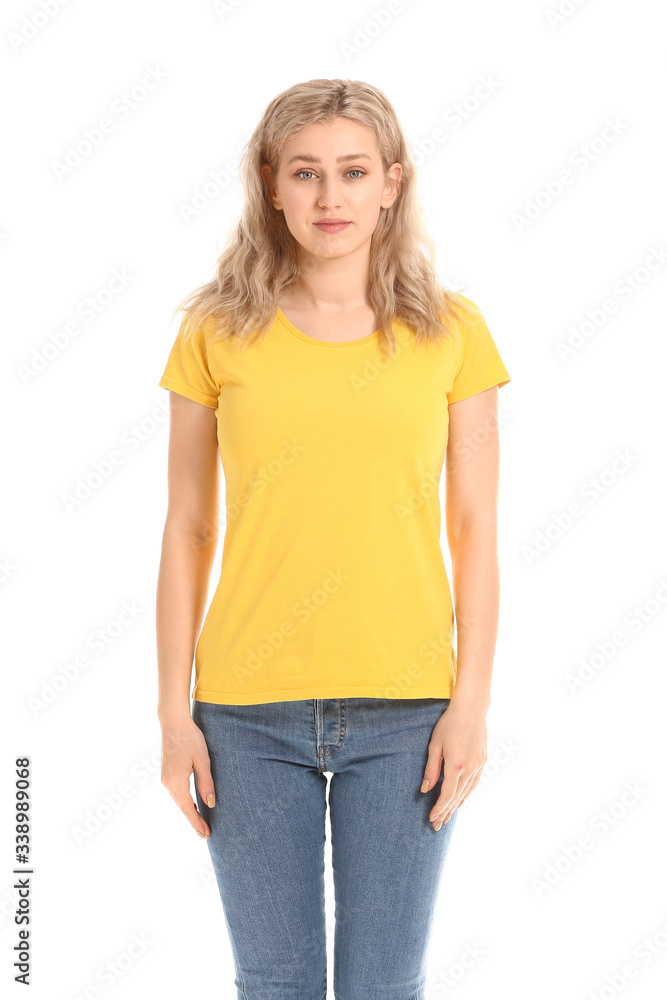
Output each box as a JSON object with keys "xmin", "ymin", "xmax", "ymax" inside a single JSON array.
[
  {"xmin": 156, "ymin": 522, "xmax": 218, "ymax": 725},
  {"xmin": 448, "ymin": 519, "xmax": 500, "ymax": 711}
]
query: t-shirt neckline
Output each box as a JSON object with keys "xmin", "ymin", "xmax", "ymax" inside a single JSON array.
[{"xmin": 276, "ymin": 307, "xmax": 381, "ymax": 349}]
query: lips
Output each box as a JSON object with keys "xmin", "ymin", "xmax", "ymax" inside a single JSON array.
[{"xmin": 314, "ymin": 220, "xmax": 350, "ymax": 233}]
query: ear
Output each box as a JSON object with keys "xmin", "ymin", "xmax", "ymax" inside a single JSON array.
[
  {"xmin": 381, "ymin": 162, "xmax": 402, "ymax": 210},
  {"xmin": 261, "ymin": 163, "xmax": 281, "ymax": 210}
]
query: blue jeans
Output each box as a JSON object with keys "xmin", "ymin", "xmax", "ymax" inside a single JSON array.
[{"xmin": 192, "ymin": 696, "xmax": 458, "ymax": 1000}]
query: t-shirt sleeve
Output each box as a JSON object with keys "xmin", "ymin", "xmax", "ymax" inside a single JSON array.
[
  {"xmin": 158, "ymin": 316, "xmax": 220, "ymax": 408},
  {"xmin": 447, "ymin": 299, "xmax": 511, "ymax": 404}
]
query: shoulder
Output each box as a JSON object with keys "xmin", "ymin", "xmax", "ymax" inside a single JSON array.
[{"xmin": 446, "ymin": 293, "xmax": 484, "ymax": 327}]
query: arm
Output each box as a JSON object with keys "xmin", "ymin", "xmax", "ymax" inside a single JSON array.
[
  {"xmin": 445, "ymin": 384, "xmax": 501, "ymax": 711},
  {"xmin": 420, "ymin": 385, "xmax": 502, "ymax": 827},
  {"xmin": 156, "ymin": 390, "xmax": 220, "ymax": 837}
]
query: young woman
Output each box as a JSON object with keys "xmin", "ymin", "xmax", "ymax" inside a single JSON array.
[{"xmin": 156, "ymin": 78, "xmax": 511, "ymax": 1000}]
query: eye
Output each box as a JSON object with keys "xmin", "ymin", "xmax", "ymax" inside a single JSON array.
[{"xmin": 293, "ymin": 169, "xmax": 367, "ymax": 180}]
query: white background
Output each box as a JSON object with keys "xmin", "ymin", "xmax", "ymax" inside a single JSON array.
[{"xmin": 2, "ymin": 1, "xmax": 666, "ymax": 998}]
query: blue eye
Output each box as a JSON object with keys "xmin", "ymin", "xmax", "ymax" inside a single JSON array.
[{"xmin": 294, "ymin": 169, "xmax": 366, "ymax": 180}]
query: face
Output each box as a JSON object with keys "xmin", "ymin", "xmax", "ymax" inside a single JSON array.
[{"xmin": 261, "ymin": 117, "xmax": 402, "ymax": 262}]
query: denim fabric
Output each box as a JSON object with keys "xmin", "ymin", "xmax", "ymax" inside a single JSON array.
[{"xmin": 192, "ymin": 696, "xmax": 458, "ymax": 1000}]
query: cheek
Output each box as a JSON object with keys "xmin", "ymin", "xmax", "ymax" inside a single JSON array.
[
  {"xmin": 282, "ymin": 191, "xmax": 312, "ymax": 227},
  {"xmin": 349, "ymin": 186, "xmax": 384, "ymax": 219}
]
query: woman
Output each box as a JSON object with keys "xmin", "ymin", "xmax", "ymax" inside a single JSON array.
[{"xmin": 156, "ymin": 78, "xmax": 511, "ymax": 1000}]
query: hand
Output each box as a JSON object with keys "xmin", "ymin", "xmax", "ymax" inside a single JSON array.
[
  {"xmin": 420, "ymin": 698, "xmax": 488, "ymax": 830},
  {"xmin": 160, "ymin": 716, "xmax": 216, "ymax": 839}
]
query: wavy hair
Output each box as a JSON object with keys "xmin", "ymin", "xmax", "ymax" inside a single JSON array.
[{"xmin": 170, "ymin": 78, "xmax": 473, "ymax": 357}]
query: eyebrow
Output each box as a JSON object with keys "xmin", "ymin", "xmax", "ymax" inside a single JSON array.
[{"xmin": 286, "ymin": 152, "xmax": 372, "ymax": 165}]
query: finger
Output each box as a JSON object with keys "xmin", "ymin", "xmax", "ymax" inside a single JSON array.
[
  {"xmin": 448, "ymin": 771, "xmax": 476, "ymax": 808},
  {"xmin": 420, "ymin": 742, "xmax": 444, "ymax": 793},
  {"xmin": 439, "ymin": 771, "xmax": 483, "ymax": 823},
  {"xmin": 194, "ymin": 752, "xmax": 216, "ymax": 809},
  {"xmin": 432, "ymin": 754, "xmax": 486, "ymax": 818},
  {"xmin": 436, "ymin": 789, "xmax": 467, "ymax": 826},
  {"xmin": 430, "ymin": 759, "xmax": 479, "ymax": 821},
  {"xmin": 429, "ymin": 776, "xmax": 461, "ymax": 823},
  {"xmin": 164, "ymin": 769, "xmax": 211, "ymax": 839},
  {"xmin": 458, "ymin": 772, "xmax": 483, "ymax": 808}
]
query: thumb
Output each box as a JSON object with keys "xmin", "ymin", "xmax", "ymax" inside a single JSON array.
[
  {"xmin": 420, "ymin": 745, "xmax": 443, "ymax": 792},
  {"xmin": 195, "ymin": 755, "xmax": 216, "ymax": 808}
]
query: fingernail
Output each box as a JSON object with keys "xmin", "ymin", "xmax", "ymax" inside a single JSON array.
[
  {"xmin": 435, "ymin": 821, "xmax": 443, "ymax": 831},
  {"xmin": 420, "ymin": 779, "xmax": 430, "ymax": 792},
  {"xmin": 197, "ymin": 830, "xmax": 209, "ymax": 839},
  {"xmin": 207, "ymin": 793, "xmax": 215, "ymax": 807}
]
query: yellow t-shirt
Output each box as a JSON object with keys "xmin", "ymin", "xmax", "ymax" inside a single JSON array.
[{"xmin": 158, "ymin": 296, "xmax": 511, "ymax": 705}]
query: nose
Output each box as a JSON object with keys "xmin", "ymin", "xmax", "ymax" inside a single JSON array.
[{"xmin": 318, "ymin": 179, "xmax": 342, "ymax": 209}]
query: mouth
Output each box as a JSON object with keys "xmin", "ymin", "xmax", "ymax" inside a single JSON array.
[{"xmin": 313, "ymin": 219, "xmax": 351, "ymax": 233}]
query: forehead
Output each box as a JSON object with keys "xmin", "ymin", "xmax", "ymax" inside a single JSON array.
[{"xmin": 282, "ymin": 118, "xmax": 379, "ymax": 162}]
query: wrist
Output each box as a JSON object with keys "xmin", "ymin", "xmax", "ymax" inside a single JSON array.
[
  {"xmin": 449, "ymin": 689, "xmax": 491, "ymax": 713},
  {"xmin": 158, "ymin": 703, "xmax": 193, "ymax": 728}
]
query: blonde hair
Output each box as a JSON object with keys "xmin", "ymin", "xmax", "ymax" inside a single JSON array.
[{"xmin": 171, "ymin": 78, "xmax": 473, "ymax": 358}]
